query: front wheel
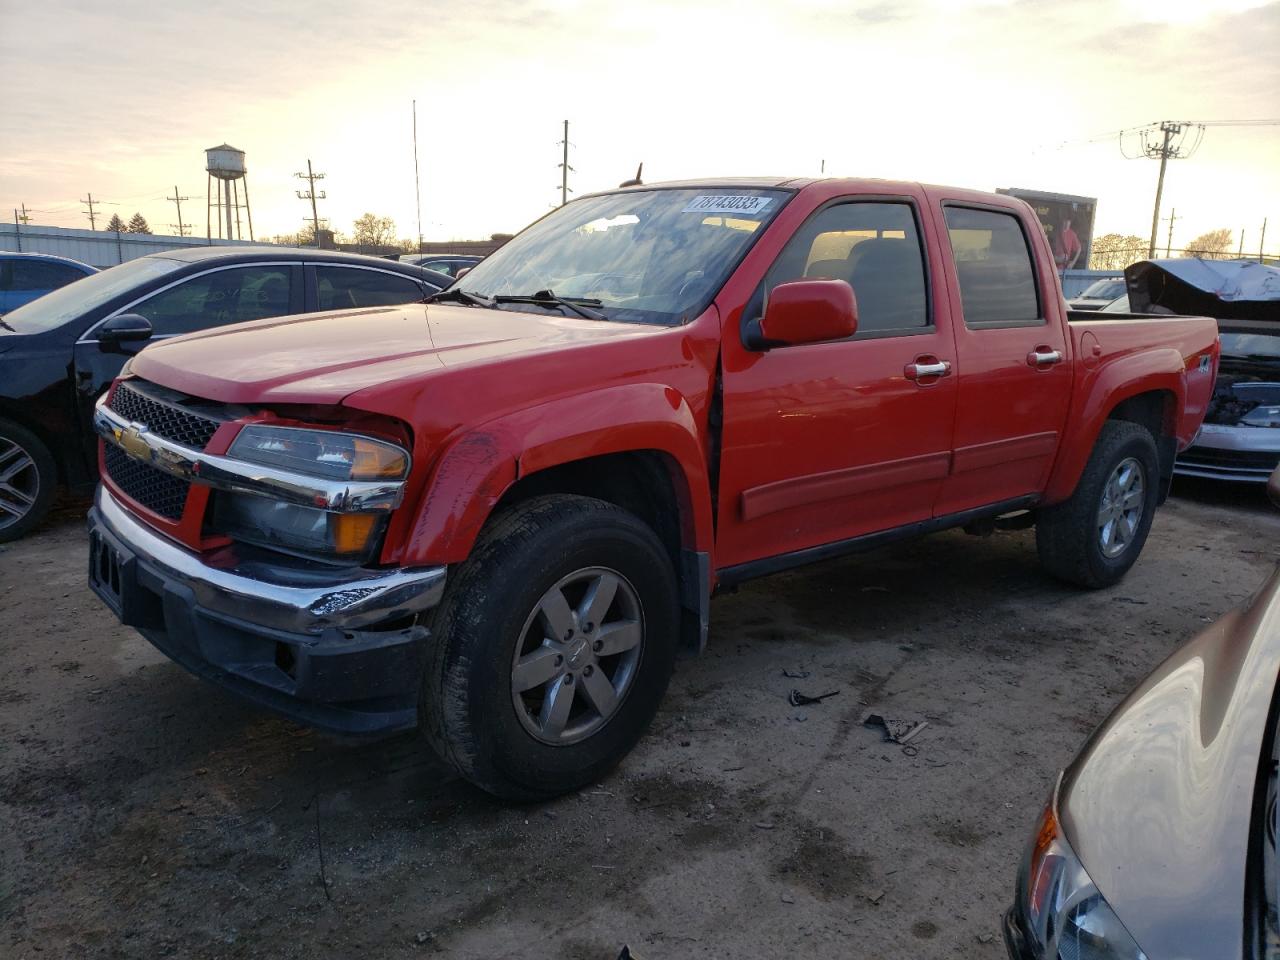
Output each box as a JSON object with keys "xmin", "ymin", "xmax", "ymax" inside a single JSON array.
[
  {"xmin": 0, "ymin": 418, "xmax": 57, "ymax": 544},
  {"xmin": 420, "ymin": 494, "xmax": 679, "ymax": 801},
  {"xmin": 1036, "ymin": 420, "xmax": 1160, "ymax": 588}
]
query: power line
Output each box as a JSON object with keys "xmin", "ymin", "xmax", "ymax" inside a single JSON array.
[
  {"xmin": 294, "ymin": 159, "xmax": 327, "ymax": 247},
  {"xmin": 557, "ymin": 120, "xmax": 574, "ymax": 207},
  {"xmin": 166, "ymin": 185, "xmax": 191, "ymax": 237},
  {"xmin": 80, "ymin": 192, "xmax": 98, "ymax": 230}
]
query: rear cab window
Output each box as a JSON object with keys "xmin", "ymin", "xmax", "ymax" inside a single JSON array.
[{"xmin": 943, "ymin": 207, "xmax": 1042, "ymax": 328}]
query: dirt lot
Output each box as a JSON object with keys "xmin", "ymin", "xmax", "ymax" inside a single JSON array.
[{"xmin": 2, "ymin": 482, "xmax": 1277, "ymax": 959}]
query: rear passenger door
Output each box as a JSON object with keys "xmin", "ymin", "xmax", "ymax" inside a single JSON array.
[
  {"xmin": 716, "ymin": 194, "xmax": 959, "ymax": 570},
  {"xmin": 928, "ymin": 199, "xmax": 1072, "ymax": 515},
  {"xmin": 308, "ymin": 266, "xmax": 429, "ymax": 310}
]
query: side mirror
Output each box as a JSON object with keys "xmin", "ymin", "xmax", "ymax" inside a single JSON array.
[
  {"xmin": 98, "ymin": 313, "xmax": 154, "ymax": 345},
  {"xmin": 746, "ymin": 278, "xmax": 858, "ymax": 350},
  {"xmin": 1269, "ymin": 464, "xmax": 1280, "ymax": 509}
]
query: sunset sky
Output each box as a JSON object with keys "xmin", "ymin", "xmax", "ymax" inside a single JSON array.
[{"xmin": 2, "ymin": 0, "xmax": 1277, "ymax": 251}]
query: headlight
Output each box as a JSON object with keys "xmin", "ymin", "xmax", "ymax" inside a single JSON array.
[
  {"xmin": 228, "ymin": 425, "xmax": 409, "ymax": 481},
  {"xmin": 1241, "ymin": 405, "xmax": 1280, "ymax": 428},
  {"xmin": 212, "ymin": 495, "xmax": 384, "ymax": 565},
  {"xmin": 1015, "ymin": 793, "xmax": 1148, "ymax": 960}
]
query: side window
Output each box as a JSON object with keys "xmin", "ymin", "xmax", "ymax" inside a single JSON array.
[
  {"xmin": 765, "ymin": 202, "xmax": 928, "ymax": 334},
  {"xmin": 316, "ymin": 267, "xmax": 424, "ymax": 309},
  {"xmin": 943, "ymin": 207, "xmax": 1041, "ymax": 327},
  {"xmin": 131, "ymin": 266, "xmax": 293, "ymax": 336},
  {"xmin": 11, "ymin": 261, "xmax": 83, "ymax": 291}
]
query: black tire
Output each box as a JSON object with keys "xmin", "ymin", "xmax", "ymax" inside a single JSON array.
[
  {"xmin": 421, "ymin": 494, "xmax": 680, "ymax": 801},
  {"xmin": 0, "ymin": 417, "xmax": 57, "ymax": 544},
  {"xmin": 1036, "ymin": 420, "xmax": 1160, "ymax": 588}
]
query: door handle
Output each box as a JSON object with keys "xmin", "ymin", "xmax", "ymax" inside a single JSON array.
[
  {"xmin": 904, "ymin": 359, "xmax": 952, "ymax": 381},
  {"xmin": 1027, "ymin": 348, "xmax": 1063, "ymax": 367}
]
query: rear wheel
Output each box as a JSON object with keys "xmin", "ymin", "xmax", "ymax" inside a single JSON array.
[
  {"xmin": 1036, "ymin": 420, "xmax": 1160, "ymax": 588},
  {"xmin": 421, "ymin": 494, "xmax": 679, "ymax": 801},
  {"xmin": 0, "ymin": 418, "xmax": 57, "ymax": 544}
]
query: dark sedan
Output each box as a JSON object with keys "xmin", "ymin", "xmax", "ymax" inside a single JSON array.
[
  {"xmin": 0, "ymin": 246, "xmax": 448, "ymax": 540},
  {"xmin": 1005, "ymin": 468, "xmax": 1280, "ymax": 958}
]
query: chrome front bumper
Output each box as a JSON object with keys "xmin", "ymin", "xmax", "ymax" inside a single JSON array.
[
  {"xmin": 92, "ymin": 485, "xmax": 445, "ymax": 635},
  {"xmin": 1174, "ymin": 423, "xmax": 1280, "ymax": 483},
  {"xmin": 88, "ymin": 486, "xmax": 447, "ymax": 734}
]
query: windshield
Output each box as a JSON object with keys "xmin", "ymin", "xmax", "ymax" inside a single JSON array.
[
  {"xmin": 1081, "ymin": 279, "xmax": 1125, "ymax": 300},
  {"xmin": 1, "ymin": 256, "xmax": 184, "ymax": 333},
  {"xmin": 453, "ymin": 187, "xmax": 790, "ymax": 325},
  {"xmin": 1100, "ymin": 294, "xmax": 1130, "ymax": 313},
  {"xmin": 1221, "ymin": 332, "xmax": 1280, "ymax": 360}
]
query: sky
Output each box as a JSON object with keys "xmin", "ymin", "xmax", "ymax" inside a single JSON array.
[{"xmin": 1, "ymin": 0, "xmax": 1278, "ymax": 251}]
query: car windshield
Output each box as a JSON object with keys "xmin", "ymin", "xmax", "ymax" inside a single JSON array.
[
  {"xmin": 1100, "ymin": 294, "xmax": 1130, "ymax": 313},
  {"xmin": 452, "ymin": 187, "xmax": 790, "ymax": 325},
  {"xmin": 1082, "ymin": 279, "xmax": 1125, "ymax": 300},
  {"xmin": 1221, "ymin": 332, "xmax": 1280, "ymax": 360},
  {"xmin": 1, "ymin": 256, "xmax": 184, "ymax": 333}
]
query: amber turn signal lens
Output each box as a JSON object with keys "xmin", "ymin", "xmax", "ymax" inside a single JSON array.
[
  {"xmin": 352, "ymin": 438, "xmax": 409, "ymax": 479},
  {"xmin": 330, "ymin": 513, "xmax": 378, "ymax": 554}
]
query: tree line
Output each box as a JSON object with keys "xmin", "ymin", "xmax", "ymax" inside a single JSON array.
[
  {"xmin": 1089, "ymin": 228, "xmax": 1243, "ymax": 270},
  {"xmin": 103, "ymin": 213, "xmax": 153, "ymax": 234}
]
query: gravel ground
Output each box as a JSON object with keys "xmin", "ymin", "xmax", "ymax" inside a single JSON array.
[{"xmin": 2, "ymin": 480, "xmax": 1277, "ymax": 959}]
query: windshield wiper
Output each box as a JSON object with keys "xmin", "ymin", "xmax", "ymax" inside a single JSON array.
[
  {"xmin": 424, "ymin": 288, "xmax": 496, "ymax": 308},
  {"xmin": 494, "ymin": 289, "xmax": 606, "ymax": 321}
]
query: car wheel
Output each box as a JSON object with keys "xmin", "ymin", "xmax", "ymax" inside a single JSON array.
[
  {"xmin": 421, "ymin": 494, "xmax": 680, "ymax": 801},
  {"xmin": 0, "ymin": 418, "xmax": 57, "ymax": 544},
  {"xmin": 1036, "ymin": 420, "xmax": 1160, "ymax": 589}
]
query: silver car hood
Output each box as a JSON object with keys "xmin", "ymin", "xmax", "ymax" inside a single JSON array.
[{"xmin": 1060, "ymin": 567, "xmax": 1280, "ymax": 960}]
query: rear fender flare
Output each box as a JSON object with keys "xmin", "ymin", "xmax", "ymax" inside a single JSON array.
[
  {"xmin": 1043, "ymin": 348, "xmax": 1187, "ymax": 504},
  {"xmin": 401, "ymin": 383, "xmax": 712, "ymax": 565}
]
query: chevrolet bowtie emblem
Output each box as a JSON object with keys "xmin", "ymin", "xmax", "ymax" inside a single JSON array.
[{"xmin": 118, "ymin": 424, "xmax": 151, "ymax": 461}]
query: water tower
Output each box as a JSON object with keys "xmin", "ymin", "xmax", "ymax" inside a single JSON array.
[{"xmin": 205, "ymin": 143, "xmax": 254, "ymax": 241}]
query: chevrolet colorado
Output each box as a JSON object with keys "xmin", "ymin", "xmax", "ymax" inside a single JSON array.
[{"xmin": 87, "ymin": 178, "xmax": 1219, "ymax": 799}]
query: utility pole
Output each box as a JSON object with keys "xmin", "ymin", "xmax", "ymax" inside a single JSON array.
[
  {"xmin": 558, "ymin": 120, "xmax": 574, "ymax": 207},
  {"xmin": 1262, "ymin": 218, "xmax": 1269, "ymax": 264},
  {"xmin": 81, "ymin": 192, "xmax": 99, "ymax": 230},
  {"xmin": 1162, "ymin": 207, "xmax": 1179, "ymax": 257},
  {"xmin": 1144, "ymin": 121, "xmax": 1189, "ymax": 259},
  {"xmin": 294, "ymin": 159, "xmax": 326, "ymax": 247},
  {"xmin": 16, "ymin": 203, "xmax": 30, "ymax": 224},
  {"xmin": 13, "ymin": 210, "xmax": 21, "ymax": 252},
  {"xmin": 412, "ymin": 99, "xmax": 423, "ymax": 253},
  {"xmin": 1239, "ymin": 229, "xmax": 1246, "ymax": 258},
  {"xmin": 166, "ymin": 185, "xmax": 191, "ymax": 237}
]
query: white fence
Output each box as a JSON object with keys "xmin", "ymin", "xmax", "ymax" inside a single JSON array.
[{"xmin": 0, "ymin": 223, "xmax": 274, "ymax": 269}]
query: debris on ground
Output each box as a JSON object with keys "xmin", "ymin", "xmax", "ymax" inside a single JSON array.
[
  {"xmin": 782, "ymin": 669, "xmax": 810, "ymax": 679},
  {"xmin": 788, "ymin": 688, "xmax": 839, "ymax": 707},
  {"xmin": 863, "ymin": 713, "xmax": 929, "ymax": 755}
]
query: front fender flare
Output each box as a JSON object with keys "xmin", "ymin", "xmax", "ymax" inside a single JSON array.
[{"xmin": 401, "ymin": 383, "xmax": 713, "ymax": 565}]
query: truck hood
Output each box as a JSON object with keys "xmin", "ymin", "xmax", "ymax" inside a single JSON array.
[
  {"xmin": 1058, "ymin": 567, "xmax": 1280, "ymax": 960},
  {"xmin": 128, "ymin": 303, "xmax": 660, "ymax": 405}
]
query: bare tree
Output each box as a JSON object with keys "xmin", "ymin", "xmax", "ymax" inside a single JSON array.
[
  {"xmin": 1182, "ymin": 228, "xmax": 1234, "ymax": 260},
  {"xmin": 1089, "ymin": 233, "xmax": 1147, "ymax": 271},
  {"xmin": 351, "ymin": 213, "xmax": 396, "ymax": 252}
]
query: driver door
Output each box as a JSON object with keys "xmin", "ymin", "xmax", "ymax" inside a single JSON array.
[{"xmin": 715, "ymin": 193, "xmax": 958, "ymax": 572}]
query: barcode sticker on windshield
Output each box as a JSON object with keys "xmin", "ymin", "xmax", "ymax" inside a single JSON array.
[{"xmin": 682, "ymin": 195, "xmax": 773, "ymax": 216}]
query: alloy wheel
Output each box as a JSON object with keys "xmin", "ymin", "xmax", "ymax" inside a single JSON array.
[
  {"xmin": 0, "ymin": 436, "xmax": 40, "ymax": 531},
  {"xmin": 1097, "ymin": 456, "xmax": 1145, "ymax": 559},
  {"xmin": 510, "ymin": 566, "xmax": 644, "ymax": 745}
]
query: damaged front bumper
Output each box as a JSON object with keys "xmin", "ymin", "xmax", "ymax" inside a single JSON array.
[
  {"xmin": 87, "ymin": 486, "xmax": 446, "ymax": 734},
  {"xmin": 1175, "ymin": 423, "xmax": 1280, "ymax": 483}
]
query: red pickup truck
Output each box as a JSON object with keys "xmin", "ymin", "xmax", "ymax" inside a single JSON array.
[{"xmin": 87, "ymin": 178, "xmax": 1218, "ymax": 799}]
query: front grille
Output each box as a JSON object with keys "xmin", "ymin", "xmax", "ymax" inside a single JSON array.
[
  {"xmin": 104, "ymin": 444, "xmax": 190, "ymax": 521},
  {"xmin": 110, "ymin": 380, "xmax": 221, "ymax": 450}
]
